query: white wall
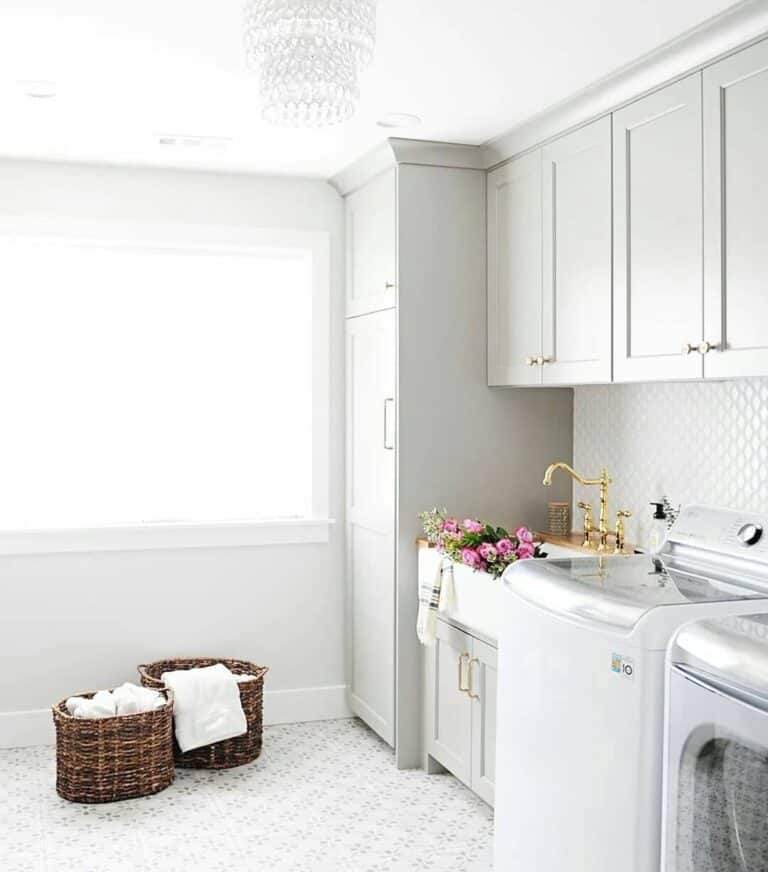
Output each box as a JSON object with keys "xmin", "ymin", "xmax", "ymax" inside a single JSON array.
[
  {"xmin": 0, "ymin": 160, "xmax": 348, "ymax": 745},
  {"xmin": 573, "ymin": 379, "xmax": 768, "ymax": 550},
  {"xmin": 395, "ymin": 163, "xmax": 574, "ymax": 766}
]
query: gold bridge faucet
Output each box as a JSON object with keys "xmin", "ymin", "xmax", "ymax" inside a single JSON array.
[{"xmin": 543, "ymin": 461, "xmax": 631, "ymax": 554}]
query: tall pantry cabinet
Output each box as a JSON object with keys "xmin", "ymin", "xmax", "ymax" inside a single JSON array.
[{"xmin": 334, "ymin": 140, "xmax": 573, "ymax": 769}]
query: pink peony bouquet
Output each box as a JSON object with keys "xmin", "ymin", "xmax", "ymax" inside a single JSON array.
[{"xmin": 419, "ymin": 508, "xmax": 546, "ymax": 578}]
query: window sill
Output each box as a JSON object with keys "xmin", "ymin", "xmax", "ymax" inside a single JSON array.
[{"xmin": 0, "ymin": 518, "xmax": 335, "ymax": 556}]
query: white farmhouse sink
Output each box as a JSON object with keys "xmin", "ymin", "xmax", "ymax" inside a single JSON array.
[{"xmin": 418, "ymin": 542, "xmax": 586, "ymax": 643}]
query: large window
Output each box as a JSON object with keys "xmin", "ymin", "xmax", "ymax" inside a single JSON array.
[{"xmin": 0, "ymin": 221, "xmax": 330, "ymax": 552}]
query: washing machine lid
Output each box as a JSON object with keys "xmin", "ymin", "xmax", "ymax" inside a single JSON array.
[
  {"xmin": 671, "ymin": 613, "xmax": 768, "ymax": 701},
  {"xmin": 503, "ymin": 554, "xmax": 764, "ymax": 632}
]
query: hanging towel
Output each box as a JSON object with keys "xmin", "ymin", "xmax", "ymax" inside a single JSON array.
[
  {"xmin": 161, "ymin": 663, "xmax": 247, "ymax": 753},
  {"xmin": 417, "ymin": 557, "xmax": 454, "ymax": 646}
]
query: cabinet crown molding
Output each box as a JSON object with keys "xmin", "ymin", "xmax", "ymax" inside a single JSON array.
[
  {"xmin": 330, "ymin": 138, "xmax": 484, "ymax": 196},
  {"xmin": 483, "ymin": 0, "xmax": 768, "ymax": 169}
]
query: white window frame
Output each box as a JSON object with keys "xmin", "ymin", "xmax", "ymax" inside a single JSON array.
[{"xmin": 0, "ymin": 217, "xmax": 332, "ymax": 554}]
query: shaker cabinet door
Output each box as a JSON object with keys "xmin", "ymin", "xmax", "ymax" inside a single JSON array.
[
  {"xmin": 703, "ymin": 39, "xmax": 768, "ymax": 378},
  {"xmin": 542, "ymin": 117, "xmax": 612, "ymax": 385},
  {"xmin": 487, "ymin": 151, "xmax": 543, "ymax": 386},
  {"xmin": 426, "ymin": 620, "xmax": 473, "ymax": 787},
  {"xmin": 470, "ymin": 637, "xmax": 498, "ymax": 807},
  {"xmin": 613, "ymin": 74, "xmax": 704, "ymax": 382},
  {"xmin": 346, "ymin": 169, "xmax": 397, "ymax": 317},
  {"xmin": 346, "ymin": 309, "xmax": 396, "ymax": 746}
]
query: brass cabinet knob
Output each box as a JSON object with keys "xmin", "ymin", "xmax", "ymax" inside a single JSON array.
[
  {"xmin": 682, "ymin": 342, "xmax": 697, "ymax": 355},
  {"xmin": 698, "ymin": 341, "xmax": 719, "ymax": 354},
  {"xmin": 536, "ymin": 355, "xmax": 552, "ymax": 365},
  {"xmin": 525, "ymin": 356, "xmax": 537, "ymax": 366},
  {"xmin": 384, "ymin": 281, "xmax": 396, "ymax": 289}
]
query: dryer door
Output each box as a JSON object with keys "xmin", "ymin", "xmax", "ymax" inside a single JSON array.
[{"xmin": 664, "ymin": 665, "xmax": 768, "ymax": 871}]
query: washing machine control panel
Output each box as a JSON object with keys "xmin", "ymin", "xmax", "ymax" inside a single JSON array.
[{"xmin": 666, "ymin": 506, "xmax": 768, "ymax": 563}]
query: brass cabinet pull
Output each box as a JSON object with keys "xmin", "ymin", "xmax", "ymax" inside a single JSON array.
[
  {"xmin": 458, "ymin": 652, "xmax": 470, "ymax": 693},
  {"xmin": 467, "ymin": 657, "xmax": 480, "ymax": 700},
  {"xmin": 682, "ymin": 342, "xmax": 697, "ymax": 355},
  {"xmin": 537, "ymin": 355, "xmax": 552, "ymax": 366},
  {"xmin": 525, "ymin": 356, "xmax": 537, "ymax": 367}
]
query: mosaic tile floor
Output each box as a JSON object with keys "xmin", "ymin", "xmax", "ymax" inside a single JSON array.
[{"xmin": 0, "ymin": 718, "xmax": 493, "ymax": 872}]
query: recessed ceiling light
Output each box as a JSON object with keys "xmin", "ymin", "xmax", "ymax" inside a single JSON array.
[
  {"xmin": 19, "ymin": 80, "xmax": 57, "ymax": 99},
  {"xmin": 376, "ymin": 113, "xmax": 422, "ymax": 129}
]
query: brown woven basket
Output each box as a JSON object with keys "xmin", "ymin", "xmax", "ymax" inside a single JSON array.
[
  {"xmin": 52, "ymin": 689, "xmax": 174, "ymax": 803},
  {"xmin": 138, "ymin": 657, "xmax": 268, "ymax": 770}
]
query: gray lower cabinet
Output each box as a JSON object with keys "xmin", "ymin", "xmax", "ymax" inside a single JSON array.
[{"xmin": 425, "ymin": 618, "xmax": 498, "ymax": 806}]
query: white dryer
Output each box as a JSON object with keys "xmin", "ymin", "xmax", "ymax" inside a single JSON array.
[
  {"xmin": 494, "ymin": 505, "xmax": 768, "ymax": 872},
  {"xmin": 663, "ymin": 611, "xmax": 768, "ymax": 871}
]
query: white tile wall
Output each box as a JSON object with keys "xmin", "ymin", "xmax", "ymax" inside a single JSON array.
[{"xmin": 572, "ymin": 379, "xmax": 768, "ymax": 550}]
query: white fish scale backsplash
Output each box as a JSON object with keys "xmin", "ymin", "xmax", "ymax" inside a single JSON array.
[{"xmin": 573, "ymin": 379, "xmax": 768, "ymax": 550}]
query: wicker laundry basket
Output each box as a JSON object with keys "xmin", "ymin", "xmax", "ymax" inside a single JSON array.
[
  {"xmin": 52, "ymin": 689, "xmax": 174, "ymax": 803},
  {"xmin": 138, "ymin": 657, "xmax": 268, "ymax": 770}
]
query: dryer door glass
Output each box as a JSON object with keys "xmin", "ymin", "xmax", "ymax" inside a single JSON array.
[{"xmin": 665, "ymin": 667, "xmax": 768, "ymax": 871}]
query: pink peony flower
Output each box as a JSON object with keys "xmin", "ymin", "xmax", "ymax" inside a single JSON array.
[
  {"xmin": 477, "ymin": 542, "xmax": 498, "ymax": 562},
  {"xmin": 496, "ymin": 538, "xmax": 514, "ymax": 555},
  {"xmin": 461, "ymin": 547, "xmax": 482, "ymax": 568},
  {"xmin": 441, "ymin": 518, "xmax": 459, "ymax": 534},
  {"xmin": 463, "ymin": 519, "xmax": 484, "ymax": 533},
  {"xmin": 516, "ymin": 542, "xmax": 535, "ymax": 559},
  {"xmin": 515, "ymin": 526, "xmax": 534, "ymax": 543}
]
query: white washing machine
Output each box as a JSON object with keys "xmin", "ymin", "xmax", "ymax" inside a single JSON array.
[
  {"xmin": 494, "ymin": 505, "xmax": 768, "ymax": 872},
  {"xmin": 663, "ymin": 612, "xmax": 768, "ymax": 871}
]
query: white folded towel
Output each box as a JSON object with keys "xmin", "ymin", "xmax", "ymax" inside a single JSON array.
[
  {"xmin": 65, "ymin": 690, "xmax": 116, "ymax": 719},
  {"xmin": 161, "ymin": 663, "xmax": 247, "ymax": 753},
  {"xmin": 112, "ymin": 682, "xmax": 166, "ymax": 716},
  {"xmin": 65, "ymin": 683, "xmax": 165, "ymax": 719}
]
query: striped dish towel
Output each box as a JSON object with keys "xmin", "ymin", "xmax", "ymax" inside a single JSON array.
[{"xmin": 416, "ymin": 557, "xmax": 455, "ymax": 646}]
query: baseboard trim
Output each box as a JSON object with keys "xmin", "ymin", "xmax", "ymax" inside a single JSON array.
[{"xmin": 0, "ymin": 684, "xmax": 352, "ymax": 749}]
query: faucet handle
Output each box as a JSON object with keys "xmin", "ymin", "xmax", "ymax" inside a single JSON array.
[
  {"xmin": 614, "ymin": 510, "xmax": 632, "ymax": 554},
  {"xmin": 577, "ymin": 501, "xmax": 594, "ymax": 549}
]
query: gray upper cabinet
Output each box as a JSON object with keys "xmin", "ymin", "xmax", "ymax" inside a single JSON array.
[
  {"xmin": 542, "ymin": 117, "xmax": 612, "ymax": 385},
  {"xmin": 703, "ymin": 39, "xmax": 768, "ymax": 378},
  {"xmin": 346, "ymin": 169, "xmax": 397, "ymax": 317},
  {"xmin": 613, "ymin": 73, "xmax": 704, "ymax": 382},
  {"xmin": 487, "ymin": 150, "xmax": 543, "ymax": 386}
]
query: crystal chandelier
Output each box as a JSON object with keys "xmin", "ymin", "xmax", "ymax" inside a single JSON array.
[{"xmin": 243, "ymin": 0, "xmax": 376, "ymax": 127}]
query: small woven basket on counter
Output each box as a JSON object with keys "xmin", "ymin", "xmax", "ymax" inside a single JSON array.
[
  {"xmin": 52, "ymin": 689, "xmax": 174, "ymax": 803},
  {"xmin": 138, "ymin": 657, "xmax": 268, "ymax": 770}
]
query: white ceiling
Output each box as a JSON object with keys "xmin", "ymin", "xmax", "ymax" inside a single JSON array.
[{"xmin": 0, "ymin": 0, "xmax": 741, "ymax": 178}]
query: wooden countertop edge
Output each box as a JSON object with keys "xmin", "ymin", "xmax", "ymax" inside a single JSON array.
[{"xmin": 416, "ymin": 532, "xmax": 636, "ymax": 554}]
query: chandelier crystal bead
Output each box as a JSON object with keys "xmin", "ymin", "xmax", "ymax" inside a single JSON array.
[{"xmin": 244, "ymin": 0, "xmax": 376, "ymax": 127}]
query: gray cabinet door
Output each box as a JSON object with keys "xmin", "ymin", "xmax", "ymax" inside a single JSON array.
[
  {"xmin": 346, "ymin": 309, "xmax": 396, "ymax": 746},
  {"xmin": 542, "ymin": 117, "xmax": 612, "ymax": 385},
  {"xmin": 346, "ymin": 169, "xmax": 397, "ymax": 317},
  {"xmin": 703, "ymin": 39, "xmax": 768, "ymax": 378},
  {"xmin": 426, "ymin": 619, "xmax": 473, "ymax": 787},
  {"xmin": 470, "ymin": 637, "xmax": 497, "ymax": 807},
  {"xmin": 487, "ymin": 151, "xmax": 543, "ymax": 386},
  {"xmin": 613, "ymin": 74, "xmax": 704, "ymax": 382}
]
